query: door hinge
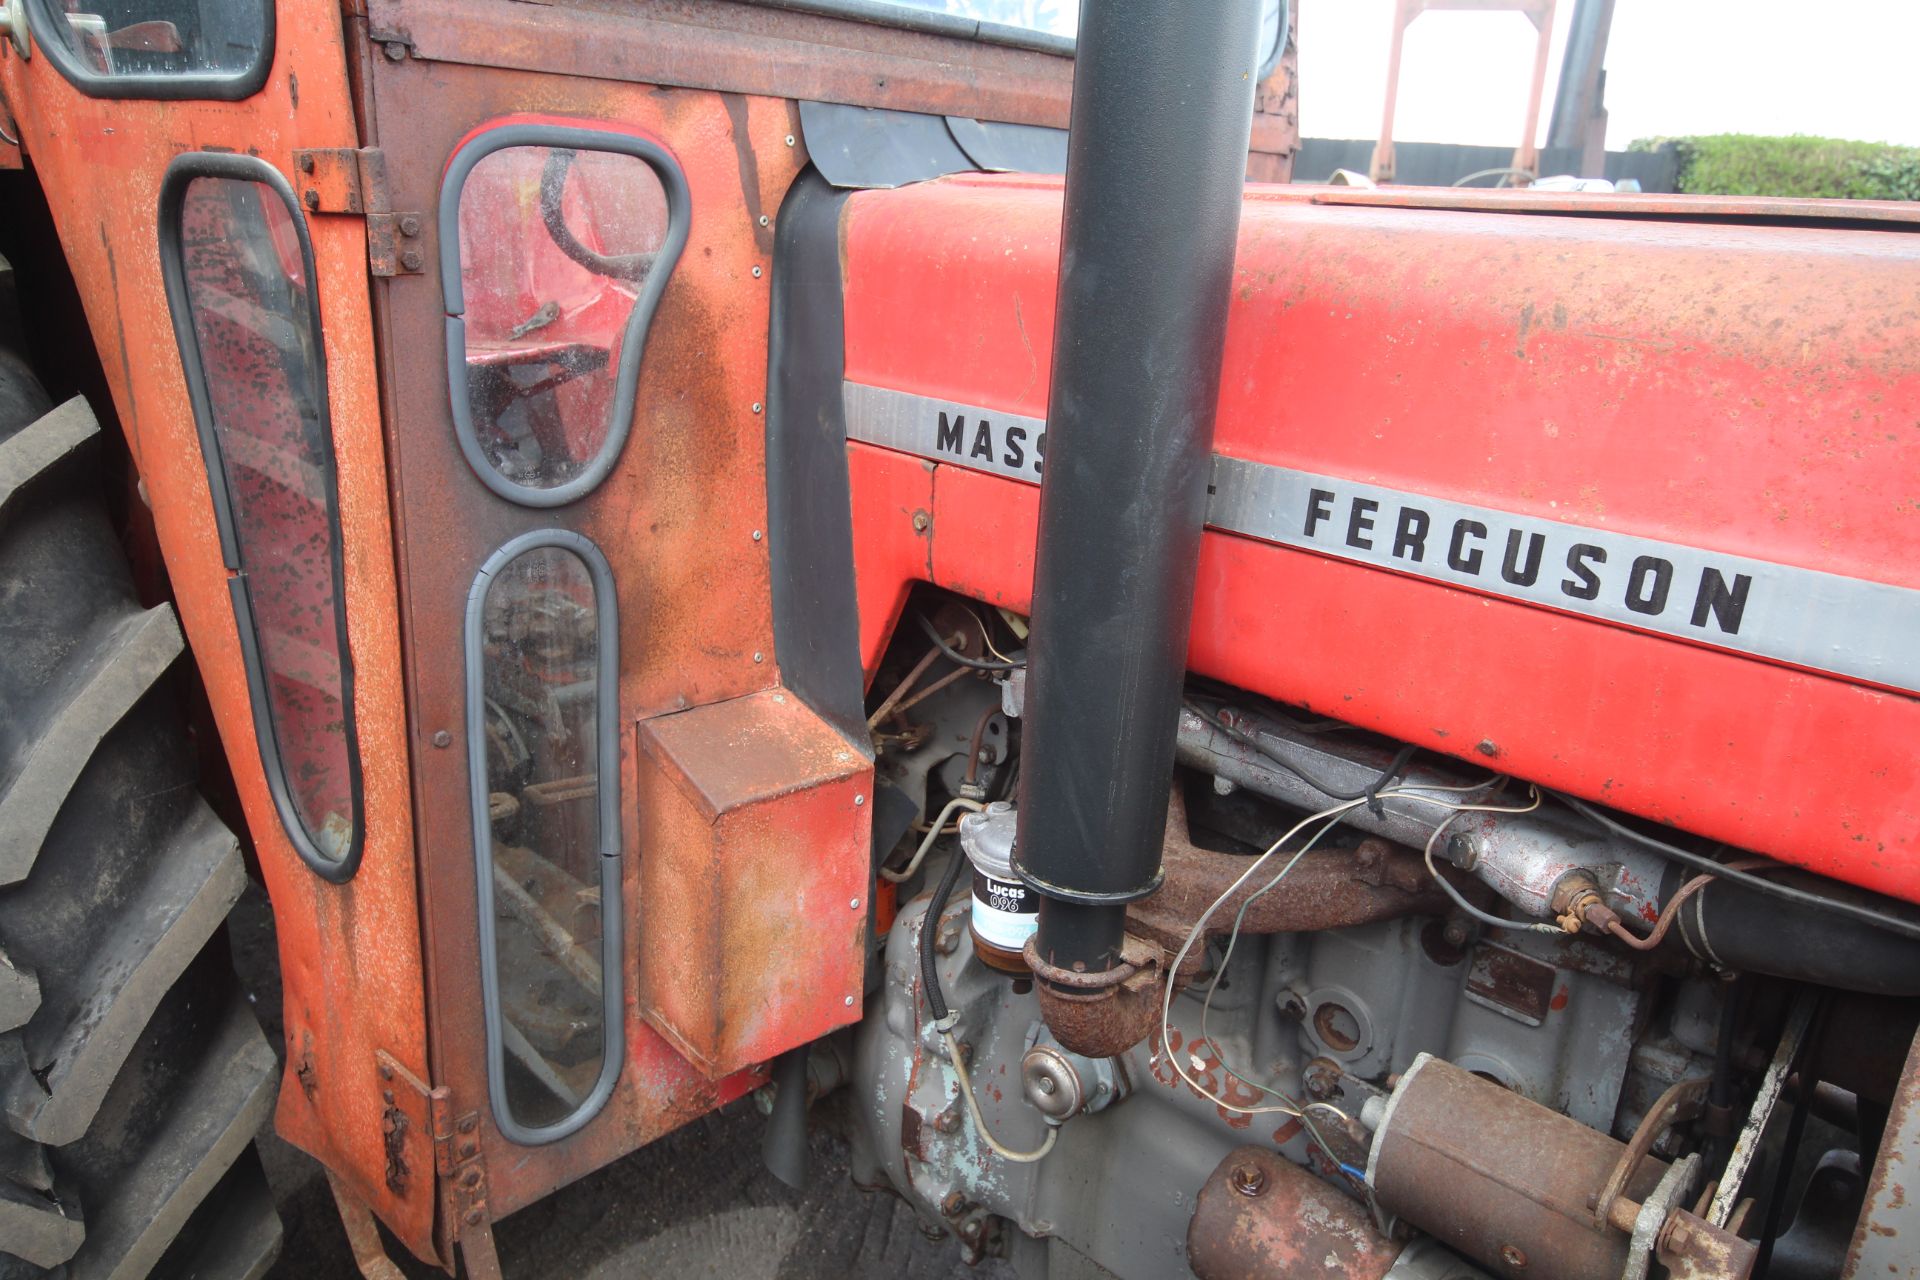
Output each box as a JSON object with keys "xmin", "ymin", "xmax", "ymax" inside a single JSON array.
[
  {"xmin": 291, "ymin": 147, "xmax": 426, "ymax": 277},
  {"xmin": 374, "ymin": 1050, "xmax": 501, "ymax": 1279}
]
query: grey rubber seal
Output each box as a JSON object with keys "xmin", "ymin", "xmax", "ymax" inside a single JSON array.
[
  {"xmin": 465, "ymin": 529, "xmax": 625, "ymax": 1145},
  {"xmin": 440, "ymin": 123, "xmax": 690, "ymax": 509}
]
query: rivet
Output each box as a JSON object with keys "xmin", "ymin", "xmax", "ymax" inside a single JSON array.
[
  {"xmin": 911, "ymin": 511, "xmax": 931, "ymax": 532},
  {"xmin": 297, "ymin": 153, "xmax": 315, "ymax": 173},
  {"xmin": 785, "ymin": 134, "xmax": 796, "ymax": 146},
  {"xmin": 854, "ymin": 794, "xmax": 866, "ymax": 806},
  {"xmin": 751, "ymin": 402, "xmax": 763, "ymax": 414},
  {"xmin": 432, "ymin": 729, "xmax": 451, "ymax": 748},
  {"xmin": 759, "ymin": 214, "xmax": 771, "ymax": 226},
  {"xmin": 303, "ymin": 189, "xmax": 320, "ymax": 211},
  {"xmin": 752, "ymin": 265, "xmax": 763, "ymax": 278},
  {"xmin": 850, "ymin": 897, "xmax": 862, "ymax": 910},
  {"xmin": 751, "ymin": 529, "xmax": 763, "ymax": 541},
  {"xmin": 465, "ymin": 1208, "xmax": 484, "ymax": 1226},
  {"xmin": 844, "ymin": 995, "xmax": 855, "ymax": 1007},
  {"xmin": 753, "ymin": 652, "xmax": 764, "ymax": 663}
]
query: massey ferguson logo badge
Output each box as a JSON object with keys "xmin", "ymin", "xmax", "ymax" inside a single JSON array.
[
  {"xmin": 840, "ymin": 379, "xmax": 1920, "ymax": 694},
  {"xmin": 935, "ymin": 410, "xmax": 1046, "ymax": 477},
  {"xmin": 1296, "ymin": 486, "xmax": 1751, "ymax": 636}
]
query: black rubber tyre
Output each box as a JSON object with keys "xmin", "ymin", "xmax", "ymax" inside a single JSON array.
[{"xmin": 0, "ymin": 265, "xmax": 282, "ymax": 1278}]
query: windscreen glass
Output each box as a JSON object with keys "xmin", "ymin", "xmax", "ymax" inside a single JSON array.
[{"xmin": 33, "ymin": 0, "xmax": 268, "ymax": 80}]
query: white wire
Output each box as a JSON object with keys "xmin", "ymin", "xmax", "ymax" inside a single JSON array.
[
  {"xmin": 880, "ymin": 796, "xmax": 985, "ymax": 883},
  {"xmin": 1160, "ymin": 782, "xmax": 1557, "ymax": 1117},
  {"xmin": 941, "ymin": 1030, "xmax": 1057, "ymax": 1163}
]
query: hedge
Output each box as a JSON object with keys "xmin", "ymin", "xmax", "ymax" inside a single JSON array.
[{"xmin": 1627, "ymin": 134, "xmax": 1920, "ymax": 201}]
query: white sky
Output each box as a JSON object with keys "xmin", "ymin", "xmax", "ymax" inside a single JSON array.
[{"xmin": 1297, "ymin": 1, "xmax": 1920, "ymax": 150}]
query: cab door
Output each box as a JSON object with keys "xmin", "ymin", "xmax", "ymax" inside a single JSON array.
[{"xmin": 356, "ymin": 12, "xmax": 825, "ymax": 1222}]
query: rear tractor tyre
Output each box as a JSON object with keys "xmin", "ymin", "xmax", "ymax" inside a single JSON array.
[{"xmin": 0, "ymin": 307, "xmax": 283, "ymax": 1278}]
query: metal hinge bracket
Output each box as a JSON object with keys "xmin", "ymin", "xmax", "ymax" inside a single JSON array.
[
  {"xmin": 374, "ymin": 1050, "xmax": 501, "ymax": 1279},
  {"xmin": 291, "ymin": 147, "xmax": 426, "ymax": 276}
]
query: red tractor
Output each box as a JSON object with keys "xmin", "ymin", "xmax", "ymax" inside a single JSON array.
[{"xmin": 0, "ymin": 1, "xmax": 1915, "ymax": 1277}]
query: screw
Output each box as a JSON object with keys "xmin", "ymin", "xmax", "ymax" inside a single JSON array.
[
  {"xmin": 855, "ymin": 794, "xmax": 866, "ymax": 806},
  {"xmin": 844, "ymin": 995, "xmax": 855, "ymax": 1007},
  {"xmin": 751, "ymin": 402, "xmax": 763, "ymax": 414},
  {"xmin": 753, "ymin": 652, "xmax": 764, "ymax": 663},
  {"xmin": 401, "ymin": 248, "xmax": 424, "ymax": 272},
  {"xmin": 1443, "ymin": 919, "xmax": 1471, "ymax": 948},
  {"xmin": 785, "ymin": 134, "xmax": 796, "ymax": 146},
  {"xmin": 1229, "ymin": 1163, "xmax": 1268, "ymax": 1197},
  {"xmin": 751, "ymin": 529, "xmax": 763, "ymax": 541},
  {"xmin": 399, "ymin": 213, "xmax": 421, "ymax": 237},
  {"xmin": 303, "ymin": 189, "xmax": 321, "ymax": 211},
  {"xmin": 912, "ymin": 511, "xmax": 930, "ymax": 532},
  {"xmin": 751, "ymin": 265, "xmax": 763, "ymax": 278},
  {"xmin": 383, "ymin": 40, "xmax": 407, "ymax": 60},
  {"xmin": 850, "ymin": 897, "xmax": 862, "ymax": 910},
  {"xmin": 759, "ymin": 214, "xmax": 771, "ymax": 227},
  {"xmin": 432, "ymin": 729, "xmax": 451, "ymax": 748},
  {"xmin": 1036, "ymin": 1075, "xmax": 1056, "ymax": 1095},
  {"xmin": 1500, "ymin": 1244, "xmax": 1527, "ymax": 1269}
]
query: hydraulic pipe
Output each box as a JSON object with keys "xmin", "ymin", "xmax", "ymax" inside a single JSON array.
[{"xmin": 1013, "ymin": 0, "xmax": 1260, "ymax": 980}]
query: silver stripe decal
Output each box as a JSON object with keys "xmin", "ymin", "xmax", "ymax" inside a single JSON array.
[{"xmin": 842, "ymin": 380, "xmax": 1920, "ymax": 693}]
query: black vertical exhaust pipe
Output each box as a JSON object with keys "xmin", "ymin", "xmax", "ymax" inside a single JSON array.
[{"xmin": 1013, "ymin": 0, "xmax": 1261, "ymax": 988}]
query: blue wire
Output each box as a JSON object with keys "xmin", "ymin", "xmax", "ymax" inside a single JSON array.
[{"xmin": 1339, "ymin": 1162, "xmax": 1369, "ymax": 1184}]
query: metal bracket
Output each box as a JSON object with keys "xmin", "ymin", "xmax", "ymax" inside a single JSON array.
[
  {"xmin": 374, "ymin": 1051, "xmax": 501, "ymax": 1279},
  {"xmin": 290, "ymin": 148, "xmax": 425, "ymax": 276}
]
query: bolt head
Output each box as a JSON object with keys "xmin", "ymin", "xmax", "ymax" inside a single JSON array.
[
  {"xmin": 384, "ymin": 40, "xmax": 406, "ymax": 60},
  {"xmin": 912, "ymin": 511, "xmax": 931, "ymax": 532},
  {"xmin": 1229, "ymin": 1163, "xmax": 1268, "ymax": 1197},
  {"xmin": 1500, "ymin": 1244, "xmax": 1527, "ymax": 1269},
  {"xmin": 432, "ymin": 729, "xmax": 452, "ymax": 748},
  {"xmin": 465, "ymin": 1208, "xmax": 484, "ymax": 1226},
  {"xmin": 399, "ymin": 214, "xmax": 421, "ymax": 237},
  {"xmin": 400, "ymin": 248, "xmax": 424, "ymax": 271}
]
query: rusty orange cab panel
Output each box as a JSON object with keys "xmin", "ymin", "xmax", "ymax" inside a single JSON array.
[{"xmin": 0, "ymin": 0, "xmax": 436, "ymax": 1258}]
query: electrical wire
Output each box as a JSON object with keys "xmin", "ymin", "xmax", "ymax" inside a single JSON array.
[
  {"xmin": 880, "ymin": 796, "xmax": 985, "ymax": 884},
  {"xmin": 1417, "ymin": 789, "xmax": 1565, "ymax": 936},
  {"xmin": 910, "ymin": 817, "xmax": 1054, "ymax": 1163},
  {"xmin": 964, "ymin": 604, "xmax": 1019, "ymax": 665},
  {"xmin": 915, "ymin": 612, "xmax": 1024, "ymax": 671},
  {"xmin": 1185, "ymin": 698, "xmax": 1424, "ymax": 804},
  {"xmin": 941, "ymin": 1029, "xmax": 1057, "ymax": 1163},
  {"xmin": 1553, "ymin": 790, "xmax": 1920, "ymax": 944}
]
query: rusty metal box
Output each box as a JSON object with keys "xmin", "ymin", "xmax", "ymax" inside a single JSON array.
[{"xmin": 633, "ymin": 688, "xmax": 871, "ymax": 1079}]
